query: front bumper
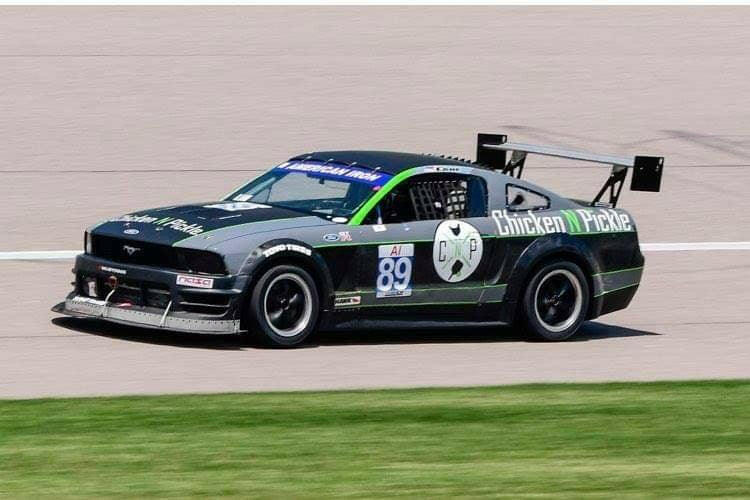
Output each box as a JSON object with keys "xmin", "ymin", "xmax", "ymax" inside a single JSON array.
[{"xmin": 53, "ymin": 254, "xmax": 248, "ymax": 335}]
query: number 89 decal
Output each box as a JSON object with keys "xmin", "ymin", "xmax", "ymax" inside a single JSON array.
[{"xmin": 376, "ymin": 244, "xmax": 414, "ymax": 298}]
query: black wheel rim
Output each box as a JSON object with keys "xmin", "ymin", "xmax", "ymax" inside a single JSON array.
[
  {"xmin": 535, "ymin": 272, "xmax": 578, "ymax": 329},
  {"xmin": 265, "ymin": 278, "xmax": 306, "ymax": 333}
]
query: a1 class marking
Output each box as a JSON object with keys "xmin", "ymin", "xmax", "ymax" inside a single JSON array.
[{"xmin": 376, "ymin": 243, "xmax": 414, "ymax": 298}]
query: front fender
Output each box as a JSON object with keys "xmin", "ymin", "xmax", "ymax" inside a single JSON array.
[{"xmin": 239, "ymin": 239, "xmax": 335, "ymax": 310}]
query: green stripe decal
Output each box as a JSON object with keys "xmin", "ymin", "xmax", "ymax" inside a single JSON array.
[
  {"xmin": 342, "ymin": 299, "xmax": 504, "ymax": 309},
  {"xmin": 361, "ymin": 300, "xmax": 503, "ymax": 308},
  {"xmin": 314, "ymin": 235, "xmax": 501, "ymax": 249},
  {"xmin": 593, "ymin": 266, "xmax": 644, "ymax": 277},
  {"xmin": 315, "ymin": 239, "xmax": 433, "ymax": 249},
  {"xmin": 316, "ymin": 230, "xmax": 632, "ymax": 249},
  {"xmin": 348, "ymin": 168, "xmax": 419, "ymax": 225},
  {"xmin": 336, "ymin": 284, "xmax": 506, "ymax": 295},
  {"xmin": 594, "ymin": 283, "xmax": 640, "ymax": 297}
]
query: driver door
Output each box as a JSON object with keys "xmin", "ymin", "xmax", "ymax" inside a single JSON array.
[{"xmin": 353, "ymin": 171, "xmax": 498, "ymax": 321}]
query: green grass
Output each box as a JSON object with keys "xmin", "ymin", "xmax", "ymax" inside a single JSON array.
[{"xmin": 2, "ymin": 381, "xmax": 750, "ymax": 498}]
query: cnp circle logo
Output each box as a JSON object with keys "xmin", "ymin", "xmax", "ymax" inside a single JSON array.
[{"xmin": 432, "ymin": 220, "xmax": 483, "ymax": 283}]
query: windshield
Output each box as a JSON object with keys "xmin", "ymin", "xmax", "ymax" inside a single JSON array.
[{"xmin": 225, "ymin": 161, "xmax": 393, "ymax": 221}]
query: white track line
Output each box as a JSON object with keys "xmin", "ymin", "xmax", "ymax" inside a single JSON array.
[
  {"xmin": 1, "ymin": 242, "xmax": 750, "ymax": 261},
  {"xmin": 640, "ymin": 242, "xmax": 750, "ymax": 252},
  {"xmin": 0, "ymin": 251, "xmax": 81, "ymax": 260}
]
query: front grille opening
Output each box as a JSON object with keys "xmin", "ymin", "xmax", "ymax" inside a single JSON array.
[
  {"xmin": 144, "ymin": 287, "xmax": 171, "ymax": 309},
  {"xmin": 180, "ymin": 292, "xmax": 230, "ymax": 306},
  {"xmin": 178, "ymin": 291, "xmax": 231, "ymax": 316},
  {"xmin": 91, "ymin": 235, "xmax": 227, "ymax": 275},
  {"xmin": 78, "ymin": 273, "xmax": 171, "ymax": 309},
  {"xmin": 111, "ymin": 283, "xmax": 141, "ymax": 305}
]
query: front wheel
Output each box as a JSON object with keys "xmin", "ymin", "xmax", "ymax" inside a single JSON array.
[
  {"xmin": 249, "ymin": 264, "xmax": 319, "ymax": 347},
  {"xmin": 521, "ymin": 260, "xmax": 589, "ymax": 341}
]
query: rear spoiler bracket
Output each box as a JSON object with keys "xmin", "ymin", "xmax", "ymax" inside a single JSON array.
[{"xmin": 476, "ymin": 133, "xmax": 664, "ymax": 207}]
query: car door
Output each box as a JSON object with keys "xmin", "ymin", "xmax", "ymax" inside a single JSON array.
[{"xmin": 352, "ymin": 170, "xmax": 500, "ymax": 321}]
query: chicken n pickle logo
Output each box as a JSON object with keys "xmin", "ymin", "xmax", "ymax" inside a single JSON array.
[
  {"xmin": 492, "ymin": 208, "xmax": 633, "ymax": 236},
  {"xmin": 112, "ymin": 214, "xmax": 205, "ymax": 236},
  {"xmin": 433, "ymin": 220, "xmax": 483, "ymax": 283}
]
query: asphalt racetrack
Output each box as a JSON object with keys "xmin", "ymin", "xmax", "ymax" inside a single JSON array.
[{"xmin": 1, "ymin": 7, "xmax": 749, "ymax": 398}]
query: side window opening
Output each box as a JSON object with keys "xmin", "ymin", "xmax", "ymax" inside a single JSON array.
[
  {"xmin": 363, "ymin": 174, "xmax": 488, "ymax": 224},
  {"xmin": 408, "ymin": 179, "xmax": 468, "ymax": 220},
  {"xmin": 506, "ymin": 184, "xmax": 550, "ymax": 211}
]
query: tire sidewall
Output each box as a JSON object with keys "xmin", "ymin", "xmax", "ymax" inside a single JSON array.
[
  {"xmin": 250, "ymin": 264, "xmax": 319, "ymax": 347},
  {"xmin": 522, "ymin": 260, "xmax": 589, "ymax": 341}
]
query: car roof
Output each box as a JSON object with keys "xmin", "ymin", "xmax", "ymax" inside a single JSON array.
[{"xmin": 288, "ymin": 150, "xmax": 481, "ymax": 176}]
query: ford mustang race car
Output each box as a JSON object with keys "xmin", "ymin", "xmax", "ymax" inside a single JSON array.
[{"xmin": 53, "ymin": 133, "xmax": 663, "ymax": 346}]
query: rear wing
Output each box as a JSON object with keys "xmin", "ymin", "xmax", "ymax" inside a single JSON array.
[{"xmin": 476, "ymin": 133, "xmax": 664, "ymax": 208}]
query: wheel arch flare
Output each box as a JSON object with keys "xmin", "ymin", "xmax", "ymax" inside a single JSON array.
[
  {"xmin": 504, "ymin": 233, "xmax": 601, "ymax": 320},
  {"xmin": 239, "ymin": 239, "xmax": 335, "ymax": 314}
]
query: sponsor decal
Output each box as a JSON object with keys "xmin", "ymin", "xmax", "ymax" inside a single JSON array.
[
  {"xmin": 334, "ymin": 295, "xmax": 361, "ymax": 307},
  {"xmin": 123, "ymin": 228, "xmax": 140, "ymax": 235},
  {"xmin": 422, "ymin": 165, "xmax": 469, "ymax": 174},
  {"xmin": 204, "ymin": 202, "xmax": 270, "ymax": 212},
  {"xmin": 111, "ymin": 214, "xmax": 205, "ymax": 236},
  {"xmin": 433, "ymin": 220, "xmax": 483, "ymax": 283},
  {"xmin": 274, "ymin": 161, "xmax": 392, "ymax": 187},
  {"xmin": 372, "ymin": 224, "xmax": 387, "ymax": 232},
  {"xmin": 492, "ymin": 208, "xmax": 633, "ymax": 236},
  {"xmin": 323, "ymin": 231, "xmax": 353, "ymax": 243},
  {"xmin": 332, "ymin": 217, "xmax": 348, "ymax": 223},
  {"xmin": 232, "ymin": 194, "xmax": 253, "ymax": 202},
  {"xmin": 111, "ymin": 214, "xmax": 160, "ymax": 224},
  {"xmin": 261, "ymin": 243, "xmax": 313, "ymax": 258},
  {"xmin": 99, "ymin": 265, "xmax": 126, "ymax": 275},
  {"xmin": 493, "ymin": 210, "xmax": 566, "ymax": 236},
  {"xmin": 122, "ymin": 245, "xmax": 140, "ymax": 256},
  {"xmin": 570, "ymin": 208, "xmax": 632, "ymax": 233},
  {"xmin": 176, "ymin": 274, "xmax": 214, "ymax": 289},
  {"xmin": 376, "ymin": 244, "xmax": 414, "ymax": 298}
]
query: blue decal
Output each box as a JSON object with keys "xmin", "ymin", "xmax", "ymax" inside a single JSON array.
[{"xmin": 274, "ymin": 161, "xmax": 392, "ymax": 187}]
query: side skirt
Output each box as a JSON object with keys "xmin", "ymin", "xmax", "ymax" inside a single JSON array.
[{"xmin": 322, "ymin": 318, "xmax": 511, "ymax": 331}]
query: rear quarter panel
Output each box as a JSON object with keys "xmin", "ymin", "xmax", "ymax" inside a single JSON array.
[{"xmin": 489, "ymin": 206, "xmax": 644, "ymax": 322}]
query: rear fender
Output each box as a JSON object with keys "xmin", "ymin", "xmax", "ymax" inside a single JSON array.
[{"xmin": 502, "ymin": 233, "xmax": 602, "ymax": 321}]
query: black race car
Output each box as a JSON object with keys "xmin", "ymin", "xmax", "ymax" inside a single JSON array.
[{"xmin": 54, "ymin": 133, "xmax": 663, "ymax": 346}]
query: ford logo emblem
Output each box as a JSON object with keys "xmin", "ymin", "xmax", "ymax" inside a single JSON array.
[
  {"xmin": 123, "ymin": 228, "xmax": 140, "ymax": 235},
  {"xmin": 323, "ymin": 233, "xmax": 339, "ymax": 242}
]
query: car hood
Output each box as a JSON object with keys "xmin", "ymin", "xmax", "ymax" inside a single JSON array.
[{"xmin": 91, "ymin": 201, "xmax": 335, "ymax": 248}]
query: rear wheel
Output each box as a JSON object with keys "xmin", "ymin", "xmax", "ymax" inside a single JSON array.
[
  {"xmin": 521, "ymin": 260, "xmax": 589, "ymax": 341},
  {"xmin": 249, "ymin": 264, "xmax": 319, "ymax": 347}
]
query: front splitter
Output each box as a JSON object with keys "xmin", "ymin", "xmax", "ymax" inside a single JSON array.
[{"xmin": 54, "ymin": 296, "xmax": 242, "ymax": 335}]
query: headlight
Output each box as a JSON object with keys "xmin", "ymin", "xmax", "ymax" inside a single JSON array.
[
  {"xmin": 174, "ymin": 248, "xmax": 226, "ymax": 275},
  {"xmin": 84, "ymin": 232, "xmax": 92, "ymax": 254}
]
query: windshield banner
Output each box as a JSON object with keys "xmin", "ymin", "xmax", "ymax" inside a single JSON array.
[{"xmin": 274, "ymin": 161, "xmax": 392, "ymax": 187}]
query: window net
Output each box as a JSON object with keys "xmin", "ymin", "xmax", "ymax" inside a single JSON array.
[{"xmin": 408, "ymin": 179, "xmax": 468, "ymax": 221}]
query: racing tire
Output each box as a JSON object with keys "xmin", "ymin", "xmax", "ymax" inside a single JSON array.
[
  {"xmin": 521, "ymin": 260, "xmax": 589, "ymax": 341},
  {"xmin": 249, "ymin": 264, "xmax": 320, "ymax": 347}
]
